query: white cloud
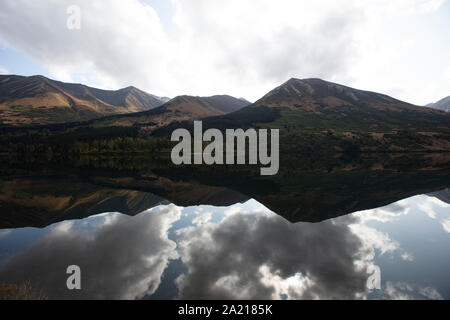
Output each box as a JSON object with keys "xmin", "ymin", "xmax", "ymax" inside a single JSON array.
[
  {"xmin": 419, "ymin": 196, "xmax": 450, "ymax": 219},
  {"xmin": 384, "ymin": 282, "xmax": 443, "ymax": 300},
  {"xmin": 0, "ymin": 0, "xmax": 448, "ymax": 103},
  {"xmin": 441, "ymin": 218, "xmax": 450, "ymax": 233},
  {"xmin": 354, "ymin": 202, "xmax": 410, "ymax": 223},
  {"xmin": 349, "ymin": 223, "xmax": 400, "ymax": 259},
  {"xmin": 192, "ymin": 212, "xmax": 212, "ymax": 226},
  {"xmin": 0, "ymin": 66, "xmax": 8, "ymax": 74}
]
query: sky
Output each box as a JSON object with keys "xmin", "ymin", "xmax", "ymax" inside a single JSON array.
[{"xmin": 0, "ymin": 0, "xmax": 449, "ymax": 105}]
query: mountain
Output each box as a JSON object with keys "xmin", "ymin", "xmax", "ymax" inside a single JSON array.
[
  {"xmin": 257, "ymin": 78, "xmax": 421, "ymax": 110},
  {"xmin": 76, "ymin": 94, "xmax": 250, "ymax": 131},
  {"xmin": 1, "ymin": 77, "xmax": 449, "ymax": 155},
  {"xmin": 201, "ymin": 95, "xmax": 251, "ymax": 113},
  {"xmin": 0, "ymin": 75, "xmax": 167, "ymax": 126},
  {"xmin": 155, "ymin": 78, "xmax": 450, "ymax": 153},
  {"xmin": 427, "ymin": 96, "xmax": 450, "ymax": 112}
]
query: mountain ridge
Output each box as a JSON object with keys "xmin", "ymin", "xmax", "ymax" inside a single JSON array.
[
  {"xmin": 256, "ymin": 77, "xmax": 439, "ymax": 114},
  {"xmin": 153, "ymin": 77, "xmax": 450, "ymax": 153},
  {"xmin": 82, "ymin": 93, "xmax": 251, "ymax": 130},
  {"xmin": 0, "ymin": 74, "xmax": 168, "ymax": 126}
]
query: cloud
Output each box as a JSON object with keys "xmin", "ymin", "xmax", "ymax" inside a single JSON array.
[
  {"xmin": 0, "ymin": 230, "xmax": 12, "ymax": 239},
  {"xmin": 441, "ymin": 218, "xmax": 450, "ymax": 233},
  {"xmin": 0, "ymin": 0, "xmax": 174, "ymax": 94},
  {"xmin": 0, "ymin": 205, "xmax": 181, "ymax": 300},
  {"xmin": 354, "ymin": 202, "xmax": 410, "ymax": 223},
  {"xmin": 349, "ymin": 224, "xmax": 400, "ymax": 259},
  {"xmin": 192, "ymin": 212, "xmax": 212, "ymax": 226},
  {"xmin": 0, "ymin": 66, "xmax": 8, "ymax": 74},
  {"xmin": 419, "ymin": 195, "xmax": 450, "ymax": 219},
  {"xmin": 382, "ymin": 282, "xmax": 443, "ymax": 300},
  {"xmin": 175, "ymin": 210, "xmax": 369, "ymax": 299},
  {"xmin": 0, "ymin": 0, "xmax": 447, "ymax": 103}
]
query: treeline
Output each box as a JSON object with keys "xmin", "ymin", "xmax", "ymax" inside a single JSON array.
[
  {"xmin": 5, "ymin": 136, "xmax": 172, "ymax": 156},
  {"xmin": 0, "ymin": 125, "xmax": 172, "ymax": 157}
]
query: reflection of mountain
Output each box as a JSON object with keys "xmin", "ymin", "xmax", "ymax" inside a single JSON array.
[
  {"xmin": 0, "ymin": 175, "xmax": 249, "ymax": 229},
  {"xmin": 0, "ymin": 153, "xmax": 448, "ymax": 228},
  {"xmin": 144, "ymin": 158, "xmax": 449, "ymax": 223},
  {"xmin": 0, "ymin": 178, "xmax": 168, "ymax": 229}
]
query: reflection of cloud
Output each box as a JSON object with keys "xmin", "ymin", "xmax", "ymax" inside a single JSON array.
[
  {"xmin": 400, "ymin": 253, "xmax": 414, "ymax": 262},
  {"xmin": 192, "ymin": 212, "xmax": 212, "ymax": 226},
  {"xmin": 420, "ymin": 196, "xmax": 450, "ymax": 219},
  {"xmin": 50, "ymin": 220, "xmax": 75, "ymax": 235},
  {"xmin": 354, "ymin": 202, "xmax": 410, "ymax": 223},
  {"xmin": 382, "ymin": 282, "xmax": 443, "ymax": 300},
  {"xmin": 176, "ymin": 211, "xmax": 368, "ymax": 299},
  {"xmin": 349, "ymin": 224, "xmax": 399, "ymax": 258},
  {"xmin": 0, "ymin": 205, "xmax": 181, "ymax": 299},
  {"xmin": 349, "ymin": 203, "xmax": 414, "ymax": 263},
  {"xmin": 441, "ymin": 218, "xmax": 450, "ymax": 233},
  {"xmin": 420, "ymin": 196, "xmax": 450, "ymax": 232},
  {"xmin": 0, "ymin": 230, "xmax": 12, "ymax": 239}
]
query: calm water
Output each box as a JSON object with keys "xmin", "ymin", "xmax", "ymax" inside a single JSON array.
[{"xmin": 1, "ymin": 192, "xmax": 449, "ymax": 300}]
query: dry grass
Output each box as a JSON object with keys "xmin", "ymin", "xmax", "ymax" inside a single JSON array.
[{"xmin": 0, "ymin": 281, "xmax": 47, "ymax": 300}]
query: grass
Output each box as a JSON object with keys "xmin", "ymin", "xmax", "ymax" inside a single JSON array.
[{"xmin": 0, "ymin": 281, "xmax": 47, "ymax": 300}]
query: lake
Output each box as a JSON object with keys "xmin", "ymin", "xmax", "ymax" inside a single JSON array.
[{"xmin": 0, "ymin": 154, "xmax": 449, "ymax": 299}]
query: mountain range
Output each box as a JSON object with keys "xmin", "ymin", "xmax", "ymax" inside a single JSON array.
[
  {"xmin": 0, "ymin": 75, "xmax": 168, "ymax": 126},
  {"xmin": 0, "ymin": 75, "xmax": 449, "ymax": 154},
  {"xmin": 84, "ymin": 94, "xmax": 250, "ymax": 131},
  {"xmin": 153, "ymin": 78, "xmax": 450, "ymax": 152},
  {"xmin": 427, "ymin": 96, "xmax": 450, "ymax": 112},
  {"xmin": 0, "ymin": 74, "xmax": 250, "ymax": 128}
]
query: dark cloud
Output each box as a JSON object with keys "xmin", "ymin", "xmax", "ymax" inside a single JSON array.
[
  {"xmin": 176, "ymin": 211, "xmax": 369, "ymax": 299},
  {"xmin": 0, "ymin": 206, "xmax": 180, "ymax": 299}
]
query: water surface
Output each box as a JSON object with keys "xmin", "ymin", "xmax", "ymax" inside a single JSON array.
[{"xmin": 1, "ymin": 193, "xmax": 449, "ymax": 300}]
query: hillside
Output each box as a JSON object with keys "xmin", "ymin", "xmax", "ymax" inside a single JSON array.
[
  {"xmin": 1, "ymin": 77, "xmax": 449, "ymax": 155},
  {"xmin": 0, "ymin": 75, "xmax": 168, "ymax": 126},
  {"xmin": 76, "ymin": 94, "xmax": 250, "ymax": 131},
  {"xmin": 155, "ymin": 78, "xmax": 450, "ymax": 153}
]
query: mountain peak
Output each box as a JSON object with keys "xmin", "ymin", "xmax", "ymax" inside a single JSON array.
[
  {"xmin": 427, "ymin": 96, "xmax": 450, "ymax": 112},
  {"xmin": 121, "ymin": 85, "xmax": 138, "ymax": 91},
  {"xmin": 255, "ymin": 77, "xmax": 408, "ymax": 109}
]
